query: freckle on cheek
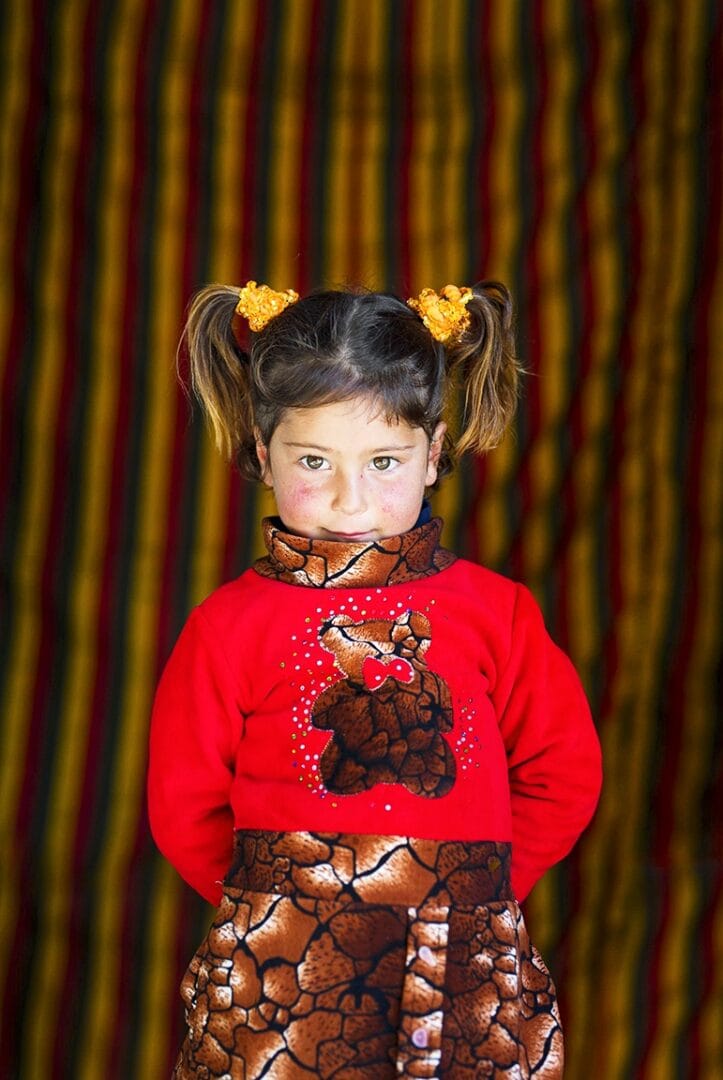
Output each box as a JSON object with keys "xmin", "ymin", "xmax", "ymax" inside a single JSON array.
[
  {"xmin": 383, "ymin": 499, "xmax": 411, "ymax": 521},
  {"xmin": 381, "ymin": 483, "xmax": 409, "ymax": 516}
]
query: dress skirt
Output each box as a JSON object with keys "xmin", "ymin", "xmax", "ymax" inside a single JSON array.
[{"xmin": 173, "ymin": 831, "xmax": 563, "ymax": 1079}]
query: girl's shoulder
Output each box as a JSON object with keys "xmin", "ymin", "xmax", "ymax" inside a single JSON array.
[
  {"xmin": 189, "ymin": 566, "xmax": 272, "ymax": 632},
  {"xmin": 441, "ymin": 554, "xmax": 521, "ymax": 607},
  {"xmin": 439, "ymin": 556, "xmax": 559, "ymax": 642}
]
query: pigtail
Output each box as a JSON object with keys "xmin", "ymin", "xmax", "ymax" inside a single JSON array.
[
  {"xmin": 444, "ymin": 281, "xmax": 522, "ymax": 456},
  {"xmin": 182, "ymin": 284, "xmax": 255, "ymax": 464}
]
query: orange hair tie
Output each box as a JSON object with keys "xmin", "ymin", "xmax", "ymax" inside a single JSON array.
[
  {"xmin": 235, "ymin": 280, "xmax": 299, "ymax": 332},
  {"xmin": 407, "ymin": 284, "xmax": 474, "ymax": 343}
]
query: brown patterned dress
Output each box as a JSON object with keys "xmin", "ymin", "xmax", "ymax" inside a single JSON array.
[
  {"xmin": 151, "ymin": 516, "xmax": 599, "ymax": 1078},
  {"xmin": 173, "ymin": 831, "xmax": 563, "ymax": 1079}
]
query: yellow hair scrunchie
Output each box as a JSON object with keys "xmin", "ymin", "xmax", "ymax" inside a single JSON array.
[
  {"xmin": 407, "ymin": 284, "xmax": 474, "ymax": 343},
  {"xmin": 235, "ymin": 280, "xmax": 299, "ymax": 332}
]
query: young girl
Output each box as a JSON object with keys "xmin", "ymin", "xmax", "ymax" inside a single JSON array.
[{"xmin": 148, "ymin": 281, "xmax": 602, "ymax": 1080}]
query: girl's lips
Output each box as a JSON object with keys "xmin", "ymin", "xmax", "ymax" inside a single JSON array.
[{"xmin": 325, "ymin": 530, "xmax": 375, "ymax": 541}]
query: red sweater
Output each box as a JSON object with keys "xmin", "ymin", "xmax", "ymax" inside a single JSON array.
[{"xmin": 148, "ymin": 518, "xmax": 602, "ymax": 905}]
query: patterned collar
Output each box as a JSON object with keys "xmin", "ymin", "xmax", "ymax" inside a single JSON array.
[{"xmin": 253, "ymin": 517, "xmax": 456, "ymax": 588}]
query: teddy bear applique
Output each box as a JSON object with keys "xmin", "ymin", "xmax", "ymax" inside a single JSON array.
[{"xmin": 311, "ymin": 610, "xmax": 456, "ymax": 799}]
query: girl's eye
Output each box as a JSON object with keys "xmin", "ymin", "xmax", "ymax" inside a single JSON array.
[
  {"xmin": 372, "ymin": 456, "xmax": 394, "ymax": 471},
  {"xmin": 301, "ymin": 455, "xmax": 326, "ymax": 470}
]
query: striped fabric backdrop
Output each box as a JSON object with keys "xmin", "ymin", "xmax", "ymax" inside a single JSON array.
[{"xmin": 1, "ymin": 1, "xmax": 721, "ymax": 1077}]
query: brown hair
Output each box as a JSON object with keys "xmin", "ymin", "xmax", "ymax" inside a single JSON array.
[{"xmin": 182, "ymin": 282, "xmax": 521, "ymax": 483}]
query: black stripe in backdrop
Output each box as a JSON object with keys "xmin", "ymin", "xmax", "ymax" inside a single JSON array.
[
  {"xmin": 310, "ymin": 0, "xmax": 338, "ymax": 287},
  {"xmin": 382, "ymin": 0, "xmax": 405, "ymax": 291}
]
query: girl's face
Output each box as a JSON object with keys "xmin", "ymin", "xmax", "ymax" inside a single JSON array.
[{"xmin": 255, "ymin": 397, "xmax": 445, "ymax": 542}]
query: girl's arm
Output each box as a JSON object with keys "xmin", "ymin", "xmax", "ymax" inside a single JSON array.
[
  {"xmin": 148, "ymin": 607, "xmax": 241, "ymax": 905},
  {"xmin": 492, "ymin": 584, "xmax": 603, "ymax": 901}
]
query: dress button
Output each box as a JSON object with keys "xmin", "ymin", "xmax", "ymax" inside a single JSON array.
[
  {"xmin": 411, "ymin": 1027, "xmax": 428, "ymax": 1048},
  {"xmin": 418, "ymin": 945, "xmax": 434, "ymax": 963}
]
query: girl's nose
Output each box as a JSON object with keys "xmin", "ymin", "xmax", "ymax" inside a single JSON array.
[{"xmin": 331, "ymin": 471, "xmax": 367, "ymax": 515}]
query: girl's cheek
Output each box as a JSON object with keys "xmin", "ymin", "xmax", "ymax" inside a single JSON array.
[
  {"xmin": 379, "ymin": 477, "xmax": 415, "ymax": 517},
  {"xmin": 279, "ymin": 479, "xmax": 318, "ymax": 510}
]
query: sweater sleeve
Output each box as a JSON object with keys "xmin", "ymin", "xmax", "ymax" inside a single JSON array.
[
  {"xmin": 148, "ymin": 607, "xmax": 242, "ymax": 905},
  {"xmin": 492, "ymin": 584, "xmax": 602, "ymax": 901}
]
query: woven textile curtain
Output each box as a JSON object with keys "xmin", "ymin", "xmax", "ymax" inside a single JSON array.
[{"xmin": 1, "ymin": 2, "xmax": 721, "ymax": 1077}]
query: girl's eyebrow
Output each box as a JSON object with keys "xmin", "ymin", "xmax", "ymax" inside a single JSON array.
[
  {"xmin": 370, "ymin": 445, "xmax": 416, "ymax": 452},
  {"xmin": 283, "ymin": 442, "xmax": 333, "ymax": 451}
]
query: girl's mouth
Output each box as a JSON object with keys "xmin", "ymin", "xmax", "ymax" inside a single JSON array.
[{"xmin": 325, "ymin": 530, "xmax": 375, "ymax": 541}]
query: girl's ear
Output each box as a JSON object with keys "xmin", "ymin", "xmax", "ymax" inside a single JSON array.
[
  {"xmin": 254, "ymin": 428, "xmax": 273, "ymax": 486},
  {"xmin": 425, "ymin": 422, "xmax": 447, "ymax": 485}
]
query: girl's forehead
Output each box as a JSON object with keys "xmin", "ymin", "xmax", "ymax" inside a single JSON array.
[{"xmin": 275, "ymin": 397, "xmax": 424, "ymax": 444}]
